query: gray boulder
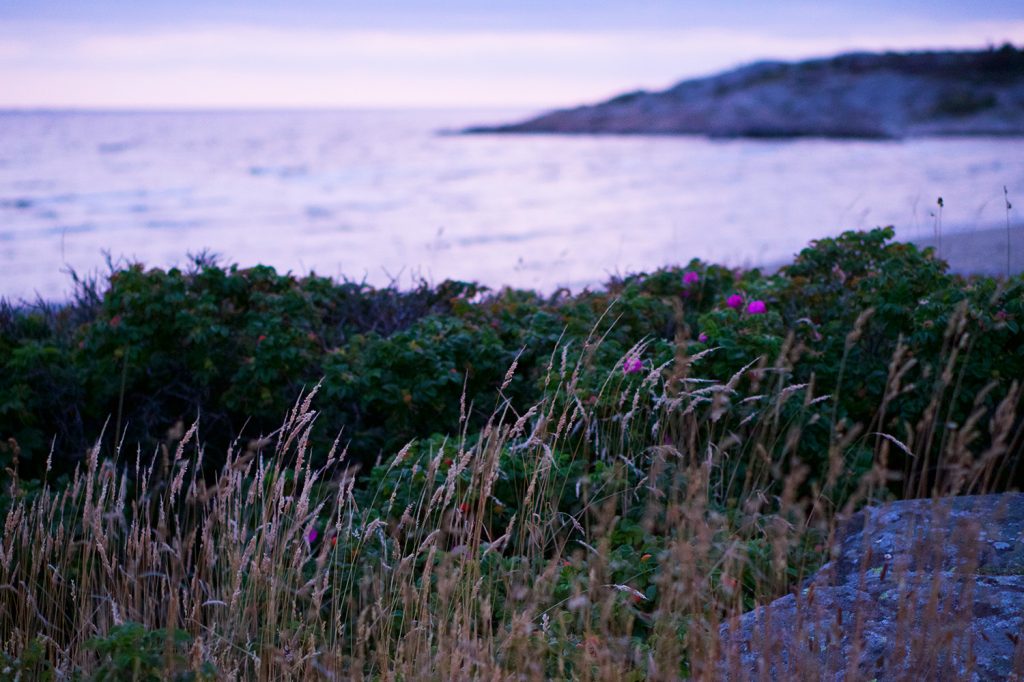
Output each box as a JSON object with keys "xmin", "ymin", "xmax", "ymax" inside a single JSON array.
[{"xmin": 719, "ymin": 494, "xmax": 1024, "ymax": 680}]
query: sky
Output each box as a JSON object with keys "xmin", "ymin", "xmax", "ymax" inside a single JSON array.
[{"xmin": 1, "ymin": 1, "xmax": 1023, "ymax": 109}]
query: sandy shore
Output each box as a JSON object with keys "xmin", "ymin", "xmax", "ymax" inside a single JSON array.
[
  {"xmin": 912, "ymin": 225, "xmax": 1024, "ymax": 277},
  {"xmin": 757, "ymin": 226, "xmax": 1024, "ymax": 277}
]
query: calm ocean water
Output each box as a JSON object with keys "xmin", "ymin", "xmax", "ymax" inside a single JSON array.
[{"xmin": 1, "ymin": 109, "xmax": 1022, "ymax": 301}]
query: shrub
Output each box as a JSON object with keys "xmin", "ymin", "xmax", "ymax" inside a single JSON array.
[
  {"xmin": 1, "ymin": 235, "xmax": 1021, "ymax": 677},
  {"xmin": 85, "ymin": 623, "xmax": 217, "ymax": 681},
  {"xmin": 0, "ymin": 228, "xmax": 1021, "ymax": 491}
]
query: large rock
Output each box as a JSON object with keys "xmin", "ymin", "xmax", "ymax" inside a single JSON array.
[
  {"xmin": 719, "ymin": 494, "xmax": 1024, "ymax": 680},
  {"xmin": 466, "ymin": 46, "xmax": 1024, "ymax": 139}
]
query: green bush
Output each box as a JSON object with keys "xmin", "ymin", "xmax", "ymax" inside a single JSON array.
[
  {"xmin": 1, "ymin": 228, "xmax": 1021, "ymax": 490},
  {"xmin": 322, "ymin": 315, "xmax": 514, "ymax": 458},
  {"xmin": 85, "ymin": 623, "xmax": 216, "ymax": 681},
  {"xmin": 3, "ymin": 226, "xmax": 1022, "ymax": 678}
]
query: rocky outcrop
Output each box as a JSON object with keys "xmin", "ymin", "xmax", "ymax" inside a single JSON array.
[
  {"xmin": 467, "ymin": 46, "xmax": 1024, "ymax": 139},
  {"xmin": 719, "ymin": 494, "xmax": 1024, "ymax": 680}
]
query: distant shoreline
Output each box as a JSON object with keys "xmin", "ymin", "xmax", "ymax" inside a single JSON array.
[
  {"xmin": 754, "ymin": 226, "xmax": 1024, "ymax": 277},
  {"xmin": 467, "ymin": 45, "xmax": 1024, "ymax": 140},
  {"xmin": 911, "ymin": 225, "xmax": 1024, "ymax": 277}
]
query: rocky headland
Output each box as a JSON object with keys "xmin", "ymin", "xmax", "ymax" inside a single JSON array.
[{"xmin": 467, "ymin": 45, "xmax": 1024, "ymax": 139}]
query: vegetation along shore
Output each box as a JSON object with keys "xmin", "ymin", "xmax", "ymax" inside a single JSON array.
[{"xmin": 1, "ymin": 227, "xmax": 1023, "ymax": 678}]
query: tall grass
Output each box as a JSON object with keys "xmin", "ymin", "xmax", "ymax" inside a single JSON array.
[
  {"xmin": 1, "ymin": 305, "xmax": 1020, "ymax": 680},
  {"xmin": 1007, "ymin": 185, "xmax": 1014, "ymax": 280}
]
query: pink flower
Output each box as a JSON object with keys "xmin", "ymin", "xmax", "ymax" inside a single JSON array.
[
  {"xmin": 698, "ymin": 332, "xmax": 709, "ymax": 342},
  {"xmin": 726, "ymin": 294, "xmax": 743, "ymax": 309},
  {"xmin": 995, "ymin": 309, "xmax": 1008, "ymax": 321},
  {"xmin": 623, "ymin": 357, "xmax": 644, "ymax": 374},
  {"xmin": 747, "ymin": 300, "xmax": 767, "ymax": 315},
  {"xmin": 682, "ymin": 271, "xmax": 700, "ymax": 286},
  {"xmin": 307, "ymin": 528, "xmax": 318, "ymax": 544}
]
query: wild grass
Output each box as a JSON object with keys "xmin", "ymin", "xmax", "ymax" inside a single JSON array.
[
  {"xmin": 0, "ymin": 301, "xmax": 1021, "ymax": 680},
  {"xmin": 1007, "ymin": 185, "xmax": 1014, "ymax": 280}
]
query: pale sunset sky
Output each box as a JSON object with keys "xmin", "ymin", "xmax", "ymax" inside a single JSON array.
[{"xmin": 1, "ymin": 0, "xmax": 1022, "ymax": 109}]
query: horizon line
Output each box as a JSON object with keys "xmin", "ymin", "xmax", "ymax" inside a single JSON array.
[
  {"xmin": 2, "ymin": 41, "xmax": 1021, "ymax": 113},
  {"xmin": 0, "ymin": 104, "xmax": 544, "ymax": 114}
]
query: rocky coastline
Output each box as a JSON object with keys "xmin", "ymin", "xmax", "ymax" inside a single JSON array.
[{"xmin": 467, "ymin": 45, "xmax": 1024, "ymax": 139}]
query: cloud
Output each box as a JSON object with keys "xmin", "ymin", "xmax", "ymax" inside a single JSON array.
[{"xmin": 1, "ymin": 22, "xmax": 1022, "ymax": 107}]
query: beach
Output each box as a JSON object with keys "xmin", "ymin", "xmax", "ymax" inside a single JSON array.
[{"xmin": 913, "ymin": 224, "xmax": 1024, "ymax": 276}]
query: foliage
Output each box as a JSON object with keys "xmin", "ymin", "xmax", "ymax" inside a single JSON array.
[
  {"xmin": 0, "ymin": 637, "xmax": 54, "ymax": 681},
  {"xmin": 0, "ymin": 227, "xmax": 1021, "ymax": 678},
  {"xmin": 1, "ymin": 228, "xmax": 1022, "ymax": 488},
  {"xmin": 85, "ymin": 623, "xmax": 216, "ymax": 681}
]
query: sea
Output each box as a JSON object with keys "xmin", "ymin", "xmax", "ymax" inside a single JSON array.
[{"xmin": 1, "ymin": 108, "xmax": 1022, "ymax": 302}]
